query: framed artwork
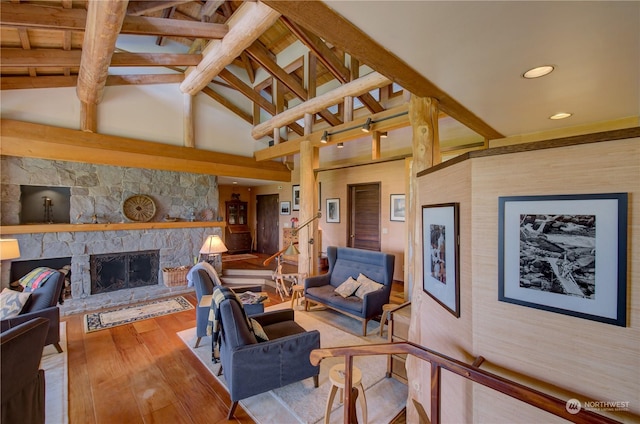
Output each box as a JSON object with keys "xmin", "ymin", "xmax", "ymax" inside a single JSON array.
[
  {"xmin": 422, "ymin": 203, "xmax": 460, "ymax": 317},
  {"xmin": 280, "ymin": 201, "xmax": 291, "ymax": 215},
  {"xmin": 326, "ymin": 198, "xmax": 340, "ymax": 223},
  {"xmin": 390, "ymin": 194, "xmax": 406, "ymax": 221},
  {"xmin": 498, "ymin": 193, "xmax": 628, "ymax": 327},
  {"xmin": 292, "ymin": 185, "xmax": 300, "ymax": 211}
]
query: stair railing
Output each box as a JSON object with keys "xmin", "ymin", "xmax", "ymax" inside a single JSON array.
[{"xmin": 310, "ymin": 342, "xmax": 621, "ymax": 424}]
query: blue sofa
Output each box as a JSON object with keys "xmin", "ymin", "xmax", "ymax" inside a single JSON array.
[{"xmin": 304, "ymin": 246, "xmax": 395, "ymax": 335}]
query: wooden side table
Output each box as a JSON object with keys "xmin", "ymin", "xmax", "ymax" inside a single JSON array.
[{"xmin": 324, "ymin": 364, "xmax": 367, "ymax": 424}]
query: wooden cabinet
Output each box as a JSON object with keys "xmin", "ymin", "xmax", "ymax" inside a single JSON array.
[
  {"xmin": 225, "ymin": 200, "xmax": 251, "ymax": 253},
  {"xmin": 387, "ymin": 303, "xmax": 411, "ymax": 383}
]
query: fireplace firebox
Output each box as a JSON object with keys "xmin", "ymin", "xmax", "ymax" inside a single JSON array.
[{"xmin": 90, "ymin": 250, "xmax": 159, "ymax": 294}]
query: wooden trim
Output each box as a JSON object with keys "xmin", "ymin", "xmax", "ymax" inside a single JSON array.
[
  {"xmin": 0, "ymin": 50, "xmax": 202, "ymax": 68},
  {"xmin": 316, "ymin": 154, "xmax": 411, "ymax": 173},
  {"xmin": 0, "ymin": 221, "xmax": 224, "ymax": 236},
  {"xmin": 417, "ymin": 127, "xmax": 640, "ymax": 177}
]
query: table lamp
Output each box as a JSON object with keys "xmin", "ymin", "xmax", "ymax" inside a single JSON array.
[
  {"xmin": 1, "ymin": 239, "xmax": 21, "ymax": 286},
  {"xmin": 200, "ymin": 235, "xmax": 228, "ymax": 275}
]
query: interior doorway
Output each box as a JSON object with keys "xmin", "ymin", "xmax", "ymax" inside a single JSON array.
[
  {"xmin": 347, "ymin": 182, "xmax": 381, "ymax": 251},
  {"xmin": 256, "ymin": 194, "xmax": 279, "ymax": 254}
]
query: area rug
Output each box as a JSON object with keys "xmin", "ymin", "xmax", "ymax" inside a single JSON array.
[
  {"xmin": 42, "ymin": 322, "xmax": 68, "ymax": 424},
  {"xmin": 177, "ymin": 303, "xmax": 407, "ymax": 423},
  {"xmin": 222, "ymin": 253, "xmax": 258, "ymax": 262},
  {"xmin": 83, "ymin": 296, "xmax": 193, "ymax": 333}
]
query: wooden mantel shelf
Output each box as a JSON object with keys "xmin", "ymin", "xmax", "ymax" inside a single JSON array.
[{"xmin": 0, "ymin": 221, "xmax": 225, "ymax": 235}]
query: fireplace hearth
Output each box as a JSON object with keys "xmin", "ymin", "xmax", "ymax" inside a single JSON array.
[{"xmin": 90, "ymin": 250, "xmax": 159, "ymax": 295}]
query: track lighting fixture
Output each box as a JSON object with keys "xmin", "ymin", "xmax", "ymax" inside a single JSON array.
[
  {"xmin": 362, "ymin": 118, "xmax": 372, "ymax": 133},
  {"xmin": 320, "ymin": 131, "xmax": 328, "ymax": 143}
]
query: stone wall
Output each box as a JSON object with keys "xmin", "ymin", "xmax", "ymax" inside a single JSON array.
[
  {"xmin": 1, "ymin": 156, "xmax": 219, "ymax": 225},
  {"xmin": 1, "ymin": 156, "xmax": 222, "ymax": 314}
]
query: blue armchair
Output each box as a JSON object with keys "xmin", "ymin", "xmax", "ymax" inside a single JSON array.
[
  {"xmin": 192, "ymin": 268, "xmax": 263, "ymax": 348},
  {"xmin": 1, "ymin": 268, "xmax": 64, "ymax": 353},
  {"xmin": 216, "ymin": 288, "xmax": 320, "ymax": 419},
  {"xmin": 304, "ymin": 246, "xmax": 395, "ymax": 335}
]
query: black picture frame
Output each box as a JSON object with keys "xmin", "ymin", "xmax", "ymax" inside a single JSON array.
[
  {"xmin": 292, "ymin": 185, "xmax": 300, "ymax": 211},
  {"xmin": 280, "ymin": 201, "xmax": 291, "ymax": 215},
  {"xmin": 422, "ymin": 203, "xmax": 460, "ymax": 317},
  {"xmin": 390, "ymin": 194, "xmax": 406, "ymax": 222},
  {"xmin": 326, "ymin": 198, "xmax": 340, "ymax": 223},
  {"xmin": 498, "ymin": 193, "xmax": 628, "ymax": 327}
]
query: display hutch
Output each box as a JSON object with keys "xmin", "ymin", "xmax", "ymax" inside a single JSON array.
[{"xmin": 224, "ymin": 195, "xmax": 251, "ymax": 253}]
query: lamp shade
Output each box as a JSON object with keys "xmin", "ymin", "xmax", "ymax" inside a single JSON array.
[
  {"xmin": 0, "ymin": 239, "xmax": 21, "ymax": 260},
  {"xmin": 284, "ymin": 242, "xmax": 300, "ymax": 256},
  {"xmin": 200, "ymin": 235, "xmax": 228, "ymax": 255}
]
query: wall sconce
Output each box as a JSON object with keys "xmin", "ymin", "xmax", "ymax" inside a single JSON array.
[
  {"xmin": 199, "ymin": 235, "xmax": 228, "ymax": 275},
  {"xmin": 337, "ymin": 142, "xmax": 344, "ymax": 149},
  {"xmin": 380, "ymin": 132, "xmax": 388, "ymax": 138}
]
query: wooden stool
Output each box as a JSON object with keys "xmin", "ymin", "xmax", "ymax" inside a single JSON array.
[
  {"xmin": 324, "ymin": 364, "xmax": 367, "ymax": 424},
  {"xmin": 379, "ymin": 303, "xmax": 395, "ymax": 337},
  {"xmin": 290, "ymin": 284, "xmax": 304, "ymax": 309}
]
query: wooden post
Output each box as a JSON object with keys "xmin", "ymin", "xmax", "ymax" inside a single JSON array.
[
  {"xmin": 298, "ymin": 139, "xmax": 319, "ymax": 277},
  {"xmin": 80, "ymin": 101, "xmax": 97, "ymax": 133},
  {"xmin": 184, "ymin": 93, "xmax": 195, "ymax": 148},
  {"xmin": 372, "ymin": 131, "xmax": 381, "ymax": 160}
]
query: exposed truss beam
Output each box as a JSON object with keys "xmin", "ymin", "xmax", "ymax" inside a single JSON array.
[
  {"xmin": 202, "ymin": 86, "xmax": 252, "ymax": 124},
  {"xmin": 0, "ymin": 3, "xmax": 229, "ymax": 39},
  {"xmin": 252, "ymin": 72, "xmax": 390, "ymax": 140},
  {"xmin": 264, "ymin": 0, "xmax": 504, "ymax": 140},
  {"xmin": 1, "ymin": 49, "xmax": 201, "ymax": 67},
  {"xmin": 180, "ymin": 1, "xmax": 280, "ymax": 95},
  {"xmin": 77, "ymin": 0, "xmax": 128, "ymax": 106},
  {"xmin": 127, "ymin": 0, "xmax": 192, "ymax": 17},
  {"xmin": 1, "ymin": 119, "xmax": 292, "ymax": 182}
]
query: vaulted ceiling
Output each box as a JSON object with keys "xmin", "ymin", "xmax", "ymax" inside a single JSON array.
[{"xmin": 1, "ymin": 1, "xmax": 638, "ymax": 185}]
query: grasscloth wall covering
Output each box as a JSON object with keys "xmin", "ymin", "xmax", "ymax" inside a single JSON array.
[{"xmin": 408, "ymin": 137, "xmax": 639, "ymax": 423}]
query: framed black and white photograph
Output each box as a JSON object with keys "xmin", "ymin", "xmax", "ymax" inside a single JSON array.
[
  {"xmin": 292, "ymin": 185, "xmax": 300, "ymax": 211},
  {"xmin": 326, "ymin": 198, "xmax": 340, "ymax": 223},
  {"xmin": 422, "ymin": 203, "xmax": 460, "ymax": 317},
  {"xmin": 390, "ymin": 194, "xmax": 406, "ymax": 222},
  {"xmin": 498, "ymin": 193, "xmax": 628, "ymax": 326},
  {"xmin": 280, "ymin": 201, "xmax": 291, "ymax": 215}
]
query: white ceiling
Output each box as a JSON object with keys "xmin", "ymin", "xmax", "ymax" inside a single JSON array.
[{"xmin": 326, "ymin": 1, "xmax": 640, "ymax": 137}]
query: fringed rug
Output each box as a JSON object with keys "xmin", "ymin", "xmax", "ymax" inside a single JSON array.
[
  {"xmin": 177, "ymin": 304, "xmax": 407, "ymax": 423},
  {"xmin": 83, "ymin": 296, "xmax": 193, "ymax": 333}
]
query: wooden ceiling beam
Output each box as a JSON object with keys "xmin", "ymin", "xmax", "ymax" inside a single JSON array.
[
  {"xmin": 77, "ymin": 0, "xmax": 128, "ymax": 106},
  {"xmin": 1, "ymin": 3, "xmax": 229, "ymax": 39},
  {"xmin": 180, "ymin": 2, "xmax": 281, "ymax": 95},
  {"xmin": 263, "ymin": 0, "xmax": 504, "ymax": 140},
  {"xmin": 0, "ymin": 119, "xmax": 291, "ymax": 182},
  {"xmin": 1, "ymin": 73, "xmax": 184, "ymax": 90},
  {"xmin": 202, "ymin": 86, "xmax": 253, "ymax": 124},
  {"xmin": 127, "ymin": 0, "xmax": 193, "ymax": 17},
  {"xmin": 252, "ymin": 71, "xmax": 391, "ymax": 140},
  {"xmin": 0, "ymin": 49, "xmax": 201, "ymax": 67}
]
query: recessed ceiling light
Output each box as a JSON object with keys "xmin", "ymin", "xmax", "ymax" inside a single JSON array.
[
  {"xmin": 549, "ymin": 112, "xmax": 572, "ymax": 120},
  {"xmin": 523, "ymin": 65, "xmax": 554, "ymax": 79}
]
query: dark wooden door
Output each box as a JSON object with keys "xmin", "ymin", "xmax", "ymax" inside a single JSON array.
[
  {"xmin": 256, "ymin": 194, "xmax": 279, "ymax": 254},
  {"xmin": 347, "ymin": 182, "xmax": 381, "ymax": 251}
]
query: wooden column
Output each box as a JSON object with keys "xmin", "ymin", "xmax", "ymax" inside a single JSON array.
[
  {"xmin": 80, "ymin": 101, "xmax": 98, "ymax": 133},
  {"xmin": 372, "ymin": 131, "xmax": 382, "ymax": 160},
  {"xmin": 298, "ymin": 139, "xmax": 319, "ymax": 276},
  {"xmin": 407, "ymin": 95, "xmax": 439, "ymax": 297},
  {"xmin": 184, "ymin": 93, "xmax": 195, "ymax": 148}
]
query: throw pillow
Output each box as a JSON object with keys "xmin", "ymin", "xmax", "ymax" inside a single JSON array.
[
  {"xmin": 249, "ymin": 318, "xmax": 269, "ymax": 342},
  {"xmin": 334, "ymin": 277, "xmax": 361, "ymax": 298},
  {"xmin": 0, "ymin": 288, "xmax": 32, "ymax": 319},
  {"xmin": 355, "ymin": 273, "xmax": 384, "ymax": 299},
  {"xmin": 19, "ymin": 267, "xmax": 56, "ymax": 292}
]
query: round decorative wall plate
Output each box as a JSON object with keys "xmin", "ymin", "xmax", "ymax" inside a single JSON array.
[{"xmin": 123, "ymin": 194, "xmax": 156, "ymax": 222}]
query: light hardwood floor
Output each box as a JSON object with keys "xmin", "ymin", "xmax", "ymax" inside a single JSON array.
[{"xmin": 63, "ymin": 258, "xmax": 405, "ymax": 423}]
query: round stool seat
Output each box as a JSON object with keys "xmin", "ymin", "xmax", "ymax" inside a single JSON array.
[
  {"xmin": 325, "ymin": 364, "xmax": 367, "ymax": 424},
  {"xmin": 290, "ymin": 284, "xmax": 304, "ymax": 309}
]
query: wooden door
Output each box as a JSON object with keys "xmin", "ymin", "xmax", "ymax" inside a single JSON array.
[
  {"xmin": 256, "ymin": 194, "xmax": 279, "ymax": 254},
  {"xmin": 347, "ymin": 182, "xmax": 381, "ymax": 251}
]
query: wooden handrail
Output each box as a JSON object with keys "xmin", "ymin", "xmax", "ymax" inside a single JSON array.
[{"xmin": 310, "ymin": 342, "xmax": 621, "ymax": 424}]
